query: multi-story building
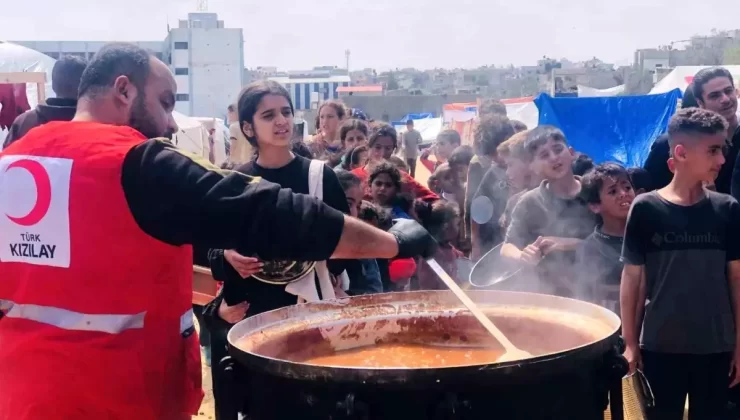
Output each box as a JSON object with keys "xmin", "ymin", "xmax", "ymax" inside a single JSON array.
[
  {"xmin": 12, "ymin": 11, "xmax": 244, "ymax": 117},
  {"xmin": 268, "ymin": 68, "xmax": 350, "ymax": 110}
]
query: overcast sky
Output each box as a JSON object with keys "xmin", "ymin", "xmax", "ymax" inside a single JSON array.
[{"xmin": 2, "ymin": 0, "xmax": 739, "ymax": 70}]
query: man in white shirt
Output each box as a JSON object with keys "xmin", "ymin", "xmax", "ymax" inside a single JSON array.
[{"xmin": 227, "ymin": 104, "xmax": 253, "ymax": 164}]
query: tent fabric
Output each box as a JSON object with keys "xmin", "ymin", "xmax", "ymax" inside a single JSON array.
[
  {"xmin": 650, "ymin": 66, "xmax": 740, "ymax": 95},
  {"xmin": 395, "ymin": 117, "xmax": 443, "ymax": 143},
  {"xmin": 0, "ymin": 42, "xmax": 56, "ymax": 108},
  {"xmin": 577, "ymin": 84, "xmax": 625, "ymax": 97},
  {"xmin": 392, "ymin": 113, "xmax": 434, "ymax": 125},
  {"xmin": 535, "ymin": 89, "xmax": 682, "ymax": 167},
  {"xmin": 171, "ymin": 111, "xmax": 211, "ymax": 163}
]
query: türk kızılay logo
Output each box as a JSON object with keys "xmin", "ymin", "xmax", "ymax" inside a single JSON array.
[{"xmin": 0, "ymin": 155, "xmax": 73, "ymax": 268}]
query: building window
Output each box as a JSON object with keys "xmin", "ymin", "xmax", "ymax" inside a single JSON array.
[
  {"xmin": 295, "ymin": 84, "xmax": 301, "ymax": 111},
  {"xmin": 175, "ymin": 94, "xmax": 190, "ymax": 102},
  {"xmin": 174, "ymin": 42, "xmax": 189, "ymax": 50},
  {"xmin": 175, "ymin": 68, "xmax": 189, "ymax": 76}
]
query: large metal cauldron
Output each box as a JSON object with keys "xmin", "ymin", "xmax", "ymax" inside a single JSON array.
[{"xmin": 222, "ymin": 290, "xmax": 626, "ymax": 420}]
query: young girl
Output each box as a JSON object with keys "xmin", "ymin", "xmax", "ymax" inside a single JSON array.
[
  {"xmin": 369, "ymin": 161, "xmax": 412, "ymax": 219},
  {"xmin": 352, "ymin": 124, "xmax": 438, "ymax": 202},
  {"xmin": 335, "ymin": 119, "xmax": 369, "ymax": 170},
  {"xmin": 416, "ymin": 199, "xmax": 465, "ymax": 290},
  {"xmin": 309, "ymin": 100, "xmax": 346, "ymax": 165},
  {"xmin": 206, "ymin": 81, "xmax": 362, "ymax": 384},
  {"xmin": 340, "ymin": 145, "xmax": 369, "ymax": 171}
]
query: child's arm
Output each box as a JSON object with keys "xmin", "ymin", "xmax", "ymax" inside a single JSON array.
[{"xmin": 539, "ymin": 237, "xmax": 583, "ymax": 254}]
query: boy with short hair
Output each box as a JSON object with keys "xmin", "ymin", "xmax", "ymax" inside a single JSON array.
[
  {"xmin": 621, "ymin": 107, "xmax": 740, "ymax": 420},
  {"xmin": 501, "ymin": 126, "xmax": 596, "ymax": 296},
  {"xmin": 420, "ymin": 129, "xmax": 461, "ymax": 173},
  {"xmin": 575, "ymin": 163, "xmax": 635, "ymax": 313}
]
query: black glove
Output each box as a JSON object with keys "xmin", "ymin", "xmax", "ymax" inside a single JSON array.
[{"xmin": 389, "ymin": 218, "xmax": 438, "ymax": 259}]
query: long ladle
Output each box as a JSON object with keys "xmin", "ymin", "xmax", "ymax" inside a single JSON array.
[{"xmin": 426, "ymin": 258, "xmax": 532, "ymax": 361}]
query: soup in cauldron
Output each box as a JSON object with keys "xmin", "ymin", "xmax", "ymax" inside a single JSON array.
[{"xmin": 297, "ymin": 343, "xmax": 504, "ymax": 368}]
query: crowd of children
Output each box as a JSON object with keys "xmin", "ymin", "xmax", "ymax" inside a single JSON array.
[{"xmin": 201, "ymin": 66, "xmax": 740, "ymax": 419}]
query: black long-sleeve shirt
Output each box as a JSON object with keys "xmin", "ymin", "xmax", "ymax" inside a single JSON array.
[
  {"xmin": 121, "ymin": 139, "xmax": 345, "ymax": 261},
  {"xmin": 646, "ymin": 127, "xmax": 740, "ymax": 194}
]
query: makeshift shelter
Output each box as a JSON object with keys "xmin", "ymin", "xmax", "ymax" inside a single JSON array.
[
  {"xmin": 0, "ymin": 41, "xmax": 54, "ymax": 108},
  {"xmin": 171, "ymin": 111, "xmax": 212, "ymax": 161},
  {"xmin": 442, "ymin": 102, "xmax": 477, "ymax": 122},
  {"xmin": 650, "ymin": 65, "xmax": 740, "ymax": 94},
  {"xmin": 395, "ymin": 117, "xmax": 444, "ymax": 143},
  {"xmin": 191, "ymin": 117, "xmax": 228, "ymax": 166},
  {"xmin": 535, "ymin": 89, "xmax": 682, "ymax": 167},
  {"xmin": 577, "ymin": 84, "xmax": 626, "ymax": 97}
]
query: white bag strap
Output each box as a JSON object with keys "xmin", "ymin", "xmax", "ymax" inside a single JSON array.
[{"xmin": 308, "ymin": 159, "xmax": 324, "ymax": 200}]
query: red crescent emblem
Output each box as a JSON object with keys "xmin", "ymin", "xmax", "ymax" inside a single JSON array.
[{"xmin": 4, "ymin": 159, "xmax": 52, "ymax": 226}]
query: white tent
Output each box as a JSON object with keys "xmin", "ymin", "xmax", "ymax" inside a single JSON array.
[
  {"xmin": 577, "ymin": 84, "xmax": 626, "ymax": 97},
  {"xmin": 650, "ymin": 65, "xmax": 740, "ymax": 94},
  {"xmin": 0, "ymin": 41, "xmax": 56, "ymax": 108},
  {"xmin": 395, "ymin": 117, "xmax": 444, "ymax": 143},
  {"xmin": 172, "ymin": 111, "xmax": 211, "ymax": 160},
  {"xmin": 191, "ymin": 117, "xmax": 228, "ymax": 166}
]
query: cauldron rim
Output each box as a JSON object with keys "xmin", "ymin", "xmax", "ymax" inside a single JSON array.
[{"xmin": 226, "ymin": 290, "xmax": 621, "ymax": 385}]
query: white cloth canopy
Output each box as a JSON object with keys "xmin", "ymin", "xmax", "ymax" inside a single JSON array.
[
  {"xmin": 0, "ymin": 41, "xmax": 56, "ymax": 108},
  {"xmin": 650, "ymin": 66, "xmax": 740, "ymax": 94},
  {"xmin": 577, "ymin": 84, "xmax": 625, "ymax": 97}
]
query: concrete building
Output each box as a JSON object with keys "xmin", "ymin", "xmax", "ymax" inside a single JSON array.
[
  {"xmin": 12, "ymin": 11, "xmax": 244, "ymax": 117},
  {"xmin": 268, "ymin": 68, "xmax": 350, "ymax": 110}
]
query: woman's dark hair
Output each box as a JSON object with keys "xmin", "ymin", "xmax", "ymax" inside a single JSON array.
[
  {"xmin": 414, "ymin": 199, "xmax": 459, "ymax": 238},
  {"xmin": 681, "ymin": 83, "xmax": 698, "ymax": 109},
  {"xmin": 237, "ymin": 80, "xmax": 294, "ymax": 148},
  {"xmin": 572, "ymin": 154, "xmax": 595, "ymax": 176},
  {"xmin": 448, "ymin": 145, "xmax": 475, "ymax": 168},
  {"xmin": 341, "ymin": 145, "xmax": 368, "ymax": 170},
  {"xmin": 318, "ymin": 100, "xmax": 347, "ymax": 121},
  {"xmin": 334, "ymin": 169, "xmax": 361, "ymax": 192},
  {"xmin": 692, "ymin": 67, "xmax": 735, "ymax": 101},
  {"xmin": 339, "ymin": 118, "xmax": 369, "ymax": 144},
  {"xmin": 474, "ymin": 114, "xmax": 515, "ymax": 156},
  {"xmin": 368, "ymin": 123, "xmax": 398, "ymax": 149},
  {"xmin": 368, "ymin": 161, "xmax": 402, "ymax": 190}
]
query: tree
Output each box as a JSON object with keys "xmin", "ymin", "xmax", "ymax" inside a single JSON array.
[{"xmin": 386, "ymin": 72, "xmax": 400, "ymax": 90}]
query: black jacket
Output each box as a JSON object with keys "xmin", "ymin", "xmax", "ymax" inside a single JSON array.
[
  {"xmin": 2, "ymin": 98, "xmax": 77, "ymax": 149},
  {"xmin": 646, "ymin": 127, "xmax": 740, "ymax": 194}
]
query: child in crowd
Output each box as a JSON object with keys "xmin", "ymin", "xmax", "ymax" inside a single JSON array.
[
  {"xmin": 467, "ymin": 115, "xmax": 515, "ymax": 259},
  {"xmin": 621, "ymin": 108, "xmax": 740, "ymax": 419},
  {"xmin": 498, "ymin": 131, "xmax": 537, "ymax": 234},
  {"xmin": 447, "ymin": 145, "xmax": 475, "ymax": 186},
  {"xmin": 369, "ymin": 161, "xmax": 411, "ymax": 219},
  {"xmin": 416, "ymin": 199, "xmax": 465, "ymax": 290},
  {"xmin": 335, "ymin": 119, "xmax": 369, "ymax": 169},
  {"xmin": 340, "ymin": 145, "xmax": 369, "ymax": 171},
  {"xmin": 501, "ymin": 126, "xmax": 596, "ymax": 296},
  {"xmin": 627, "ymin": 167, "xmax": 653, "ymax": 194},
  {"xmin": 574, "ymin": 163, "xmax": 635, "ymax": 313},
  {"xmin": 420, "ymin": 129, "xmax": 462, "ymax": 173},
  {"xmin": 358, "ymin": 200, "xmax": 416, "ymax": 292},
  {"xmin": 572, "ymin": 154, "xmax": 595, "ymax": 176},
  {"xmin": 469, "ymin": 128, "xmax": 526, "ymax": 259},
  {"xmin": 388, "ymin": 155, "xmax": 410, "ymax": 173},
  {"xmin": 334, "ymin": 170, "xmax": 383, "ymax": 294},
  {"xmin": 352, "ymin": 124, "xmax": 438, "ymax": 202},
  {"xmin": 430, "ymin": 163, "xmax": 469, "ymax": 254}
]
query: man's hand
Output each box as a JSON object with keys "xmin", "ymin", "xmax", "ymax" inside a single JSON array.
[
  {"xmin": 224, "ymin": 250, "xmax": 263, "ymax": 278},
  {"xmin": 390, "ymin": 219, "xmax": 438, "ymax": 259},
  {"xmin": 624, "ymin": 342, "xmax": 642, "ymax": 375},
  {"xmin": 218, "ymin": 299, "xmax": 249, "ymax": 324}
]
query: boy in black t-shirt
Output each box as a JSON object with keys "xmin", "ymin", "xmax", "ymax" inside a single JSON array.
[
  {"xmin": 621, "ymin": 108, "xmax": 740, "ymax": 420},
  {"xmin": 575, "ymin": 163, "xmax": 635, "ymax": 313},
  {"xmin": 502, "ymin": 126, "xmax": 596, "ymax": 297}
]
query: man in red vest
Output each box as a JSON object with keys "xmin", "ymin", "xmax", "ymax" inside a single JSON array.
[{"xmin": 0, "ymin": 43, "xmax": 435, "ymax": 420}]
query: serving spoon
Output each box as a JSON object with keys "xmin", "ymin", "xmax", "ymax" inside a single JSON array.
[{"xmin": 426, "ymin": 258, "xmax": 532, "ymax": 362}]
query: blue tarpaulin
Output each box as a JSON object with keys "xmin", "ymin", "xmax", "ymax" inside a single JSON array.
[
  {"xmin": 535, "ymin": 89, "xmax": 682, "ymax": 167},
  {"xmin": 392, "ymin": 113, "xmax": 435, "ymax": 126}
]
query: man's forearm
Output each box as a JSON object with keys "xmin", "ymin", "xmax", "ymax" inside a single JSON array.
[{"xmin": 332, "ymin": 216, "xmax": 399, "ymax": 260}]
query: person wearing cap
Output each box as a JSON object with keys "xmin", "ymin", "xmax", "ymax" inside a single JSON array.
[{"xmin": 0, "ymin": 42, "xmax": 436, "ymax": 420}]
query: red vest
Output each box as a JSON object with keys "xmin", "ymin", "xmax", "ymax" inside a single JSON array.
[{"xmin": 0, "ymin": 121, "xmax": 202, "ymax": 420}]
